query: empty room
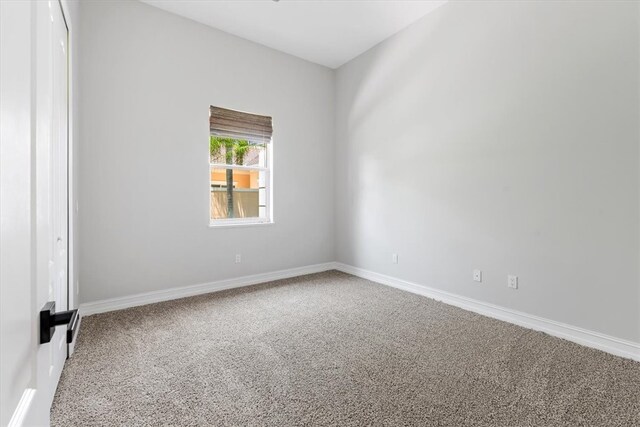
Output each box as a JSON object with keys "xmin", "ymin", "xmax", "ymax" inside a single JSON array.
[{"xmin": 1, "ymin": 0, "xmax": 639, "ymax": 425}]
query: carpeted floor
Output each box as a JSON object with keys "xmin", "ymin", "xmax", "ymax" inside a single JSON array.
[{"xmin": 52, "ymin": 271, "xmax": 640, "ymax": 426}]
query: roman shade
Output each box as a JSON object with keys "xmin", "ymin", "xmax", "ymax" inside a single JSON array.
[{"xmin": 210, "ymin": 106, "xmax": 273, "ymax": 144}]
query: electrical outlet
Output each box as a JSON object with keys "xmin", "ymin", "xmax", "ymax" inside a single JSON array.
[
  {"xmin": 235, "ymin": 254, "xmax": 241, "ymax": 264},
  {"xmin": 392, "ymin": 253, "xmax": 398, "ymax": 264},
  {"xmin": 508, "ymin": 275, "xmax": 518, "ymax": 289},
  {"xmin": 473, "ymin": 269, "xmax": 482, "ymax": 282}
]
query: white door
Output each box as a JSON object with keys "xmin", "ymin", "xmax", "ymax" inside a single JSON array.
[{"xmin": 0, "ymin": 1, "xmax": 70, "ymax": 425}]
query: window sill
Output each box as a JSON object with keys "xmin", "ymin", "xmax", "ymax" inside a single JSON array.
[{"xmin": 209, "ymin": 220, "xmax": 274, "ymax": 229}]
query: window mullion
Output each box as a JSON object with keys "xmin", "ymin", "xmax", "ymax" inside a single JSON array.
[{"xmin": 209, "ymin": 163, "xmax": 268, "ymax": 172}]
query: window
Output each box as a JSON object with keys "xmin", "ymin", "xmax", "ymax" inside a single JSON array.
[{"xmin": 209, "ymin": 106, "xmax": 273, "ymax": 226}]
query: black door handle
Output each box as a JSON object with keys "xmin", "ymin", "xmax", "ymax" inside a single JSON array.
[{"xmin": 40, "ymin": 301, "xmax": 80, "ymax": 344}]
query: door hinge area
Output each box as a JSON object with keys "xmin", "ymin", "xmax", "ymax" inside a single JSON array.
[{"xmin": 40, "ymin": 301, "xmax": 79, "ymax": 344}]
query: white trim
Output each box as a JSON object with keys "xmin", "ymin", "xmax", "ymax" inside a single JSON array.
[
  {"xmin": 59, "ymin": 0, "xmax": 76, "ymax": 360},
  {"xmin": 334, "ymin": 263, "xmax": 640, "ymax": 362},
  {"xmin": 79, "ymin": 261, "xmax": 639, "ymax": 361},
  {"xmin": 67, "ymin": 311, "xmax": 82, "ymax": 356},
  {"xmin": 79, "ymin": 262, "xmax": 337, "ymax": 316},
  {"xmin": 209, "ymin": 219, "xmax": 274, "ymax": 228},
  {"xmin": 209, "ymin": 134, "xmax": 273, "ymax": 226},
  {"xmin": 8, "ymin": 389, "xmax": 36, "ymax": 427},
  {"xmin": 210, "ymin": 163, "xmax": 267, "ymax": 172}
]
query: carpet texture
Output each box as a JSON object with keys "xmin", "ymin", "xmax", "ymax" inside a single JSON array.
[{"xmin": 52, "ymin": 271, "xmax": 640, "ymax": 426}]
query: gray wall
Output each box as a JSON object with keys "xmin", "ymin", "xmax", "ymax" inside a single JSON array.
[
  {"xmin": 79, "ymin": 0, "xmax": 639, "ymax": 344},
  {"xmin": 78, "ymin": 0, "xmax": 335, "ymax": 303},
  {"xmin": 334, "ymin": 1, "xmax": 640, "ymax": 342}
]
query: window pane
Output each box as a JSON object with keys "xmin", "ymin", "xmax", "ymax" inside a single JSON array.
[
  {"xmin": 211, "ymin": 168, "xmax": 266, "ymax": 220},
  {"xmin": 209, "ymin": 136, "xmax": 266, "ymax": 168}
]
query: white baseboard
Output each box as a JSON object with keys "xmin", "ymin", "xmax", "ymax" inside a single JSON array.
[
  {"xmin": 79, "ymin": 260, "xmax": 639, "ymax": 362},
  {"xmin": 79, "ymin": 262, "xmax": 338, "ymax": 316},
  {"xmin": 8, "ymin": 388, "xmax": 35, "ymax": 427},
  {"xmin": 334, "ymin": 263, "xmax": 640, "ymax": 362}
]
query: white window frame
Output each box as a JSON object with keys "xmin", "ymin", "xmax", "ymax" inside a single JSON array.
[{"xmin": 208, "ymin": 140, "xmax": 273, "ymax": 227}]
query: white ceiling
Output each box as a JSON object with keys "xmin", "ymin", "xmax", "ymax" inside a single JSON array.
[{"xmin": 140, "ymin": 0, "xmax": 446, "ymax": 69}]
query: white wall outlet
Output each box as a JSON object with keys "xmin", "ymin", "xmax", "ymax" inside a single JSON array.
[
  {"xmin": 508, "ymin": 275, "xmax": 518, "ymax": 289},
  {"xmin": 473, "ymin": 269, "xmax": 482, "ymax": 282},
  {"xmin": 235, "ymin": 254, "xmax": 241, "ymax": 264},
  {"xmin": 392, "ymin": 253, "xmax": 398, "ymax": 264}
]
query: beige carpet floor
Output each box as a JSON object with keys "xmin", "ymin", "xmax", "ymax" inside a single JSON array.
[{"xmin": 52, "ymin": 271, "xmax": 640, "ymax": 426}]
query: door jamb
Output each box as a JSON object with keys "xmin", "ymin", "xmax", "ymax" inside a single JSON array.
[{"xmin": 57, "ymin": 0, "xmax": 77, "ymax": 357}]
